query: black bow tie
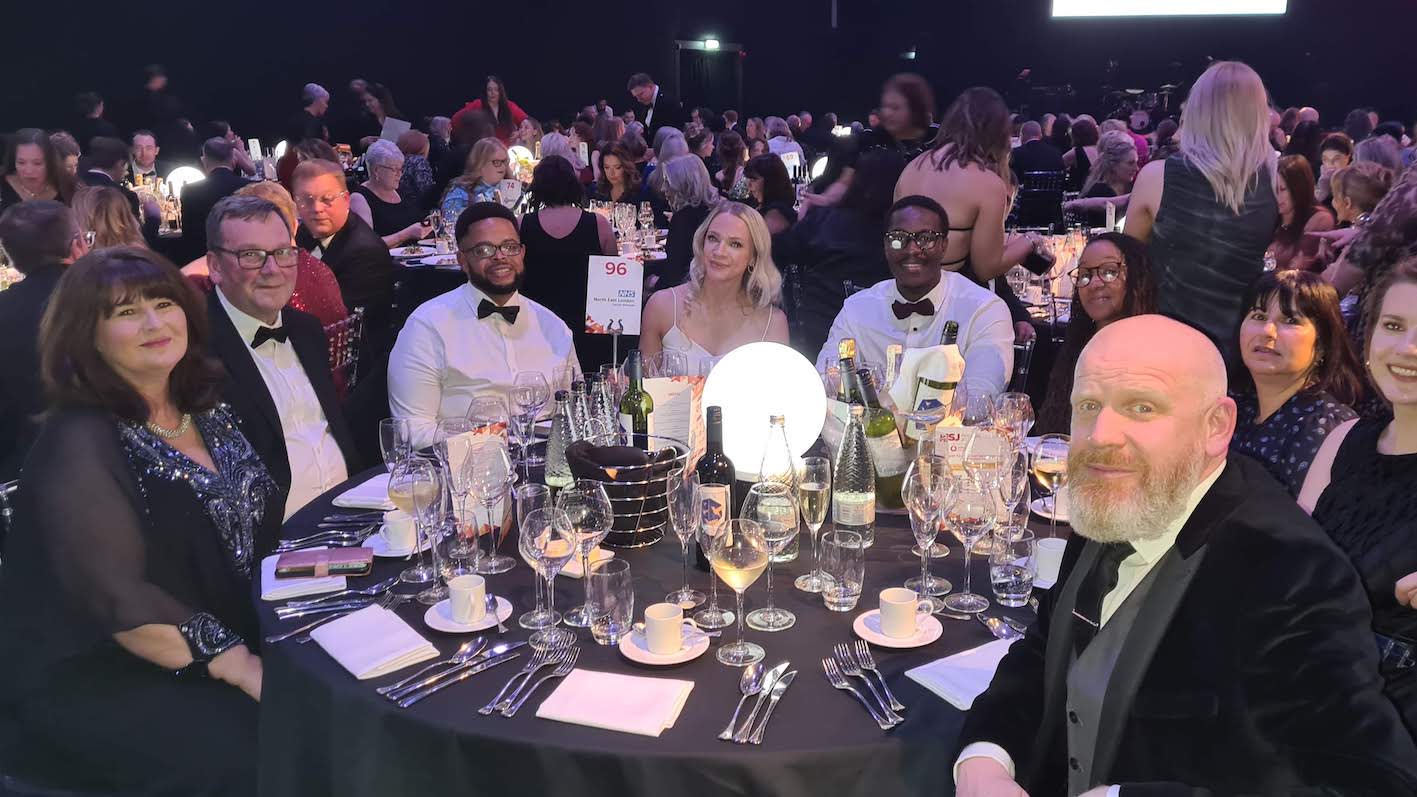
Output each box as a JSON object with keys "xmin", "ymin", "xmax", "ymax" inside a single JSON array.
[
  {"xmin": 892, "ymin": 298, "xmax": 936, "ymax": 320},
  {"xmin": 477, "ymin": 299, "xmax": 520, "ymax": 324},
  {"xmin": 250, "ymin": 325, "xmax": 289, "ymax": 348}
]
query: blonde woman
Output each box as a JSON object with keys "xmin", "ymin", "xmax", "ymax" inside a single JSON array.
[
  {"xmin": 439, "ymin": 137, "xmax": 509, "ymax": 222},
  {"xmin": 1067, "ymin": 129, "xmax": 1140, "ymax": 227},
  {"xmin": 639, "ymin": 202, "xmax": 789, "ymax": 371},
  {"xmin": 1125, "ymin": 60, "xmax": 1280, "ymax": 353},
  {"xmin": 70, "ymin": 185, "xmax": 145, "ymax": 248}
]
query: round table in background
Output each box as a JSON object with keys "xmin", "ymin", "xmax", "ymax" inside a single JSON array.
[{"xmin": 256, "ymin": 469, "xmax": 1059, "ymax": 797}]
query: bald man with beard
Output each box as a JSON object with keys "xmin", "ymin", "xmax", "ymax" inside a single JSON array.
[{"xmin": 955, "ymin": 315, "xmax": 1417, "ymax": 797}]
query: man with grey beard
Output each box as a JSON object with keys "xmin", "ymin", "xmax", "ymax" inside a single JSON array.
[{"xmin": 955, "ymin": 315, "xmax": 1417, "ymax": 797}]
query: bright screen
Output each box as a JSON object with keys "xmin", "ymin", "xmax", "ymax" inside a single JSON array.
[{"xmin": 1053, "ymin": 0, "xmax": 1286, "ymax": 16}]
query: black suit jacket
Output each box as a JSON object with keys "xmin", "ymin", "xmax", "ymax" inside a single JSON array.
[
  {"xmin": 638, "ymin": 91, "xmax": 684, "ymax": 140},
  {"xmin": 959, "ymin": 455, "xmax": 1417, "ymax": 796},
  {"xmin": 206, "ymin": 291, "xmax": 359, "ymax": 507},
  {"xmin": 296, "ymin": 214, "xmax": 396, "ymax": 370},
  {"xmin": 1010, "ymin": 139, "xmax": 1066, "ymax": 180},
  {"xmin": 178, "ymin": 167, "xmax": 251, "ymax": 262},
  {"xmin": 0, "ymin": 263, "xmax": 64, "ymax": 482}
]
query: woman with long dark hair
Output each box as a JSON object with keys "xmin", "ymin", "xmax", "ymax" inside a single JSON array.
[
  {"xmin": 716, "ymin": 130, "xmax": 749, "ymax": 201},
  {"xmin": 2, "ymin": 128, "xmax": 76, "ymax": 212},
  {"xmin": 744, "ymin": 153, "xmax": 797, "ymax": 234},
  {"xmin": 1269, "ymin": 154, "xmax": 1335, "ymax": 271},
  {"xmin": 590, "ymin": 143, "xmax": 644, "ymax": 204},
  {"xmin": 452, "ymin": 76, "xmax": 529, "ymax": 146}
]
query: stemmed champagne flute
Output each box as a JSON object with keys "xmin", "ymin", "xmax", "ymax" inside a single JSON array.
[
  {"xmin": 903, "ymin": 457, "xmax": 957, "ymax": 611},
  {"xmin": 515, "ymin": 484, "xmax": 556, "ymax": 629},
  {"xmin": 389, "ymin": 457, "xmax": 438, "ymax": 585},
  {"xmin": 557, "ymin": 480, "xmax": 613, "ymax": 628},
  {"xmin": 466, "ymin": 440, "xmax": 516, "ymax": 574},
  {"xmin": 665, "ymin": 468, "xmax": 706, "ymax": 609},
  {"xmin": 435, "ymin": 417, "xmax": 477, "ymax": 563},
  {"xmin": 709, "ymin": 519, "xmax": 770, "ymax": 666},
  {"xmin": 742, "ymin": 482, "xmax": 800, "ymax": 632},
  {"xmin": 942, "ymin": 478, "xmax": 995, "ymax": 614},
  {"xmin": 522, "ymin": 507, "xmax": 578, "ymax": 650},
  {"xmin": 1032, "ymin": 433, "xmax": 1070, "ymax": 538},
  {"xmin": 379, "ymin": 418, "xmax": 412, "ymax": 469},
  {"xmin": 692, "ymin": 482, "xmax": 735, "ymax": 630},
  {"xmin": 998, "ymin": 450, "xmax": 1030, "ymax": 538},
  {"xmin": 794, "ymin": 457, "xmax": 832, "ymax": 593}
]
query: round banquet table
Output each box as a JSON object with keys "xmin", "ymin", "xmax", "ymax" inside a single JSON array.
[{"xmin": 256, "ymin": 468, "xmax": 1059, "ymax": 797}]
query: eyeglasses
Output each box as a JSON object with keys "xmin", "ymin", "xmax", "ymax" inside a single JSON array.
[
  {"xmin": 490, "ymin": 158, "xmax": 508, "ymax": 168},
  {"xmin": 885, "ymin": 229, "xmax": 946, "ymax": 252},
  {"xmin": 460, "ymin": 242, "xmax": 524, "ymax": 259},
  {"xmin": 212, "ymin": 246, "xmax": 301, "ymax": 270},
  {"xmin": 294, "ymin": 191, "xmax": 349, "ymax": 209},
  {"xmin": 1068, "ymin": 263, "xmax": 1125, "ymax": 288},
  {"xmin": 376, "ymin": 164, "xmax": 404, "ymax": 176}
]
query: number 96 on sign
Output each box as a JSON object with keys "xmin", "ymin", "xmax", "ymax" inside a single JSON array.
[{"xmin": 586, "ymin": 255, "xmax": 643, "ymax": 336}]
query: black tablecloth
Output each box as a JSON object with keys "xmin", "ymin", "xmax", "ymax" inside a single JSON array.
[{"xmin": 257, "ymin": 468, "xmax": 1059, "ymax": 797}]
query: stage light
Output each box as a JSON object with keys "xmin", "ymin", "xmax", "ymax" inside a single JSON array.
[
  {"xmin": 273, "ymin": 140, "xmax": 289, "ymax": 158},
  {"xmin": 165, "ymin": 166, "xmax": 206, "ymax": 200},
  {"xmin": 704, "ymin": 38, "xmax": 720, "ymax": 50},
  {"xmin": 832, "ymin": 125, "xmax": 853, "ymax": 137},
  {"xmin": 810, "ymin": 156, "xmax": 828, "ymax": 179},
  {"xmin": 901, "ymin": 48, "xmax": 917, "ymax": 60},
  {"xmin": 702, "ymin": 342, "xmax": 826, "ymax": 481}
]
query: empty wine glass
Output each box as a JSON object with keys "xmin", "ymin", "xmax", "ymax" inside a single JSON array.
[
  {"xmin": 469, "ymin": 395, "xmax": 509, "ymax": 440},
  {"xmin": 993, "ymin": 392, "xmax": 1036, "ymax": 451},
  {"xmin": 692, "ymin": 482, "xmax": 735, "ymax": 630},
  {"xmin": 741, "ymin": 482, "xmax": 799, "ymax": 632},
  {"xmin": 466, "ymin": 440, "xmax": 516, "ymax": 574},
  {"xmin": 511, "ymin": 371, "xmax": 551, "ymax": 472},
  {"xmin": 998, "ymin": 449, "xmax": 1030, "ymax": 530},
  {"xmin": 557, "ymin": 480, "xmax": 613, "ymax": 628},
  {"xmin": 903, "ymin": 457, "xmax": 957, "ymax": 610},
  {"xmin": 949, "ymin": 378, "xmax": 997, "ymax": 428},
  {"xmin": 665, "ymin": 468, "xmax": 706, "ymax": 609},
  {"xmin": 942, "ymin": 478, "xmax": 995, "ymax": 614},
  {"xmin": 522, "ymin": 507, "xmax": 578, "ymax": 650},
  {"xmin": 515, "ymin": 484, "xmax": 556, "ymax": 629},
  {"xmin": 710, "ymin": 519, "xmax": 769, "ymax": 666},
  {"xmin": 794, "ymin": 457, "xmax": 832, "ymax": 593},
  {"xmin": 379, "ymin": 418, "xmax": 412, "ymax": 469},
  {"xmin": 1032, "ymin": 433, "xmax": 1070, "ymax": 539}
]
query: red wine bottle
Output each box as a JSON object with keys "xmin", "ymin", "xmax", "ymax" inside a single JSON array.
[{"xmin": 693, "ymin": 405, "xmax": 735, "ymax": 571}]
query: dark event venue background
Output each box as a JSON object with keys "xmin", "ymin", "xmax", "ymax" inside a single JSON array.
[{"xmin": 5, "ymin": 0, "xmax": 1415, "ymax": 139}]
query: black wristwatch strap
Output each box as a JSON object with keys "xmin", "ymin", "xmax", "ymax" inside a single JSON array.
[{"xmin": 177, "ymin": 612, "xmax": 242, "ymax": 672}]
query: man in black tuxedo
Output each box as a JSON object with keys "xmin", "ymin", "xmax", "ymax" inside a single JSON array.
[
  {"xmin": 627, "ymin": 72, "xmax": 684, "ymax": 142},
  {"xmin": 0, "ymin": 201, "xmax": 89, "ymax": 483},
  {"xmin": 178, "ymin": 137, "xmax": 251, "ymax": 262},
  {"xmin": 126, "ymin": 130, "xmax": 167, "ymax": 184},
  {"xmin": 291, "ymin": 158, "xmax": 396, "ymax": 373},
  {"xmin": 956, "ymin": 314, "xmax": 1417, "ymax": 797},
  {"xmin": 204, "ymin": 195, "xmax": 358, "ymax": 521},
  {"xmin": 72, "ymin": 92, "xmax": 119, "ymax": 152},
  {"xmin": 1010, "ymin": 120, "xmax": 1064, "ymax": 181},
  {"xmin": 79, "ymin": 137, "xmax": 159, "ymax": 240}
]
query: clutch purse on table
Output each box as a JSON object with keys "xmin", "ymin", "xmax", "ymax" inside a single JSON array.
[{"xmin": 275, "ymin": 547, "xmax": 374, "ymax": 578}]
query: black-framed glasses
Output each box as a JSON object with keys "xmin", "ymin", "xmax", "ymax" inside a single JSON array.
[
  {"xmin": 212, "ymin": 246, "xmax": 301, "ymax": 270},
  {"xmin": 460, "ymin": 241, "xmax": 524, "ymax": 259},
  {"xmin": 1069, "ymin": 263, "xmax": 1125, "ymax": 288},
  {"xmin": 885, "ymin": 229, "xmax": 946, "ymax": 252}
]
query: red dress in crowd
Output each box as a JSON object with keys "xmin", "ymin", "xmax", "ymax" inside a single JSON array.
[{"xmin": 451, "ymin": 99, "xmax": 529, "ymax": 145}]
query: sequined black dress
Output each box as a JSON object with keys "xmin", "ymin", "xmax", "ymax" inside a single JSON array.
[{"xmin": 0, "ymin": 406, "xmax": 280, "ymax": 794}]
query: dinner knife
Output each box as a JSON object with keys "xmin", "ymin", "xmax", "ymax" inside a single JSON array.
[
  {"xmin": 746, "ymin": 670, "xmax": 797, "ymax": 744},
  {"xmin": 274, "ymin": 599, "xmax": 375, "ymax": 620},
  {"xmin": 395, "ymin": 651, "xmax": 522, "ymax": 708},
  {"xmin": 733, "ymin": 661, "xmax": 790, "ymax": 743},
  {"xmin": 385, "ymin": 641, "xmax": 528, "ymax": 701}
]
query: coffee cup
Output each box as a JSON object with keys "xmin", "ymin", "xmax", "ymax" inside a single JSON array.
[
  {"xmin": 879, "ymin": 587, "xmax": 932, "ymax": 638},
  {"xmin": 1035, "ymin": 538, "xmax": 1067, "ymax": 585},
  {"xmin": 643, "ymin": 602, "xmax": 685, "ymax": 655},
  {"xmin": 382, "ymin": 509, "xmax": 417, "ymax": 552},
  {"xmin": 448, "ymin": 574, "xmax": 487, "ymax": 624}
]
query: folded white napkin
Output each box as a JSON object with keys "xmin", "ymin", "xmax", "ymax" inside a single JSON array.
[
  {"xmin": 259, "ymin": 548, "xmax": 346, "ymax": 601},
  {"xmin": 309, "ymin": 604, "xmax": 439, "ymax": 680},
  {"xmin": 332, "ymin": 472, "xmax": 394, "ymax": 510},
  {"xmin": 906, "ymin": 639, "xmax": 1018, "ymax": 710},
  {"xmin": 535, "ymin": 668, "xmax": 694, "ymax": 737},
  {"xmin": 559, "ymin": 547, "xmax": 615, "ymax": 579}
]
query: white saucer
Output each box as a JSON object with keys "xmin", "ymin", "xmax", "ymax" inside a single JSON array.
[
  {"xmin": 618, "ymin": 627, "xmax": 711, "ymax": 665},
  {"xmin": 364, "ymin": 527, "xmax": 429, "ymax": 558},
  {"xmin": 424, "ymin": 595, "xmax": 513, "ymax": 633},
  {"xmin": 853, "ymin": 609, "xmax": 944, "ymax": 649},
  {"xmin": 1029, "ymin": 491, "xmax": 1069, "ymax": 523}
]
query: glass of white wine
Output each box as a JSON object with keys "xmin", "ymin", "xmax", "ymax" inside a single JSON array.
[
  {"xmin": 1032, "ymin": 433, "xmax": 1070, "ymax": 539},
  {"xmin": 389, "ymin": 458, "xmax": 444, "ymax": 598},
  {"xmin": 742, "ymin": 482, "xmax": 799, "ymax": 632},
  {"xmin": 710, "ymin": 519, "xmax": 769, "ymax": 666},
  {"xmin": 795, "ymin": 457, "xmax": 832, "ymax": 593}
]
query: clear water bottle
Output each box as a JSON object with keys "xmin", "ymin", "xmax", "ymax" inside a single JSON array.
[
  {"xmin": 569, "ymin": 380, "xmax": 589, "ymax": 440},
  {"xmin": 545, "ymin": 390, "xmax": 576, "ymax": 491},
  {"xmin": 833, "ymin": 405, "xmax": 877, "ymax": 547},
  {"xmin": 757, "ymin": 415, "xmax": 800, "ymax": 563}
]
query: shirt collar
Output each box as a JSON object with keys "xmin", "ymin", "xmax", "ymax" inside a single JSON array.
[
  {"xmin": 216, "ymin": 285, "xmax": 283, "ymax": 347},
  {"xmin": 1130, "ymin": 461, "xmax": 1227, "ymax": 565},
  {"xmin": 462, "ymin": 282, "xmax": 522, "ymax": 319}
]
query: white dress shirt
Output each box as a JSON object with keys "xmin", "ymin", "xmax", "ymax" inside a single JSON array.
[
  {"xmin": 645, "ymin": 85, "xmax": 660, "ymax": 127},
  {"xmin": 954, "ymin": 463, "xmax": 1227, "ymax": 794},
  {"xmin": 216, "ymin": 288, "xmax": 348, "ymax": 520},
  {"xmin": 387, "ymin": 282, "xmax": 580, "ymax": 448},
  {"xmin": 815, "ymin": 275, "xmax": 1014, "ymax": 394}
]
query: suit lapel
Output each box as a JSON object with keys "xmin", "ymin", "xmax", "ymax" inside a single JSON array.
[{"xmin": 209, "ymin": 292, "xmax": 282, "ymax": 442}]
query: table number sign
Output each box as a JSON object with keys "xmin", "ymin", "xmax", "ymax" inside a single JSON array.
[{"xmin": 586, "ymin": 255, "xmax": 643, "ymax": 335}]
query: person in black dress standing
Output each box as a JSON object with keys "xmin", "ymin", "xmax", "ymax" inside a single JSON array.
[
  {"xmin": 0, "ymin": 247, "xmax": 278, "ymax": 793},
  {"xmin": 519, "ymin": 156, "xmax": 618, "ymax": 369}
]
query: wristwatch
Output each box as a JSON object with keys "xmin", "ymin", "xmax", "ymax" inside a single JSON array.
[{"xmin": 175, "ymin": 612, "xmax": 242, "ymax": 677}]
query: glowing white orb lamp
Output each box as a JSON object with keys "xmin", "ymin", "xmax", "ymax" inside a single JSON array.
[
  {"xmin": 165, "ymin": 166, "xmax": 206, "ymax": 200},
  {"xmin": 702, "ymin": 342, "xmax": 827, "ymax": 481}
]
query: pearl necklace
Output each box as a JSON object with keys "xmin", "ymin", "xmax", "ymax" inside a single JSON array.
[{"xmin": 146, "ymin": 413, "xmax": 192, "ymax": 440}]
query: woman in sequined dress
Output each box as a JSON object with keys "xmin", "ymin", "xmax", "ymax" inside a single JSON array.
[{"xmin": 0, "ymin": 247, "xmax": 279, "ymax": 793}]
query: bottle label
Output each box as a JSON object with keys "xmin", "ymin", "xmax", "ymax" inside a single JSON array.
[
  {"xmin": 619, "ymin": 412, "xmax": 654, "ymax": 437},
  {"xmin": 833, "ymin": 491, "xmax": 876, "ymax": 526},
  {"xmin": 700, "ymin": 485, "xmax": 730, "ymax": 537}
]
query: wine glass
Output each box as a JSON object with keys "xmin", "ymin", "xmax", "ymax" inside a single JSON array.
[
  {"xmin": 466, "ymin": 440, "xmax": 516, "ymax": 574},
  {"xmin": 515, "ymin": 484, "xmax": 556, "ymax": 629},
  {"xmin": 1032, "ymin": 433, "xmax": 1070, "ymax": 539},
  {"xmin": 692, "ymin": 482, "xmax": 735, "ymax": 630},
  {"xmin": 709, "ymin": 519, "xmax": 769, "ymax": 666},
  {"xmin": 1006, "ymin": 266, "xmax": 1029, "ymax": 299},
  {"xmin": 903, "ymin": 457, "xmax": 957, "ymax": 610},
  {"xmin": 942, "ymin": 478, "xmax": 995, "ymax": 614},
  {"xmin": 389, "ymin": 457, "xmax": 439, "ymax": 586},
  {"xmin": 998, "ymin": 449, "xmax": 1030, "ymax": 533},
  {"xmin": 511, "ymin": 371, "xmax": 551, "ymax": 471},
  {"xmin": 794, "ymin": 457, "xmax": 832, "ymax": 593},
  {"xmin": 379, "ymin": 418, "xmax": 412, "ymax": 469},
  {"xmin": 665, "ymin": 468, "xmax": 706, "ymax": 609},
  {"xmin": 522, "ymin": 507, "xmax": 578, "ymax": 650},
  {"xmin": 469, "ymin": 395, "xmax": 509, "ymax": 440},
  {"xmin": 435, "ymin": 417, "xmax": 478, "ymax": 562},
  {"xmin": 557, "ymin": 480, "xmax": 613, "ymax": 628},
  {"xmin": 993, "ymin": 392, "xmax": 1035, "ymax": 451},
  {"xmin": 742, "ymin": 482, "xmax": 799, "ymax": 632},
  {"xmin": 950, "ymin": 378, "xmax": 997, "ymax": 428}
]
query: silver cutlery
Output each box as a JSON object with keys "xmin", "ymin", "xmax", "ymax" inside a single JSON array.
[
  {"xmin": 395, "ymin": 651, "xmax": 522, "ymax": 708},
  {"xmin": 294, "ymin": 594, "xmax": 413, "ymax": 644},
  {"xmin": 479, "ymin": 641, "xmax": 571, "ymax": 715},
  {"xmin": 938, "ymin": 610, "xmax": 974, "ymax": 621},
  {"xmin": 745, "ymin": 670, "xmax": 797, "ymax": 745},
  {"xmin": 274, "ymin": 597, "xmax": 377, "ymax": 620},
  {"xmin": 384, "ymin": 640, "xmax": 526, "ymax": 701},
  {"xmin": 976, "ymin": 614, "xmax": 1025, "ymax": 641},
  {"xmin": 486, "ymin": 594, "xmax": 508, "ymax": 634},
  {"xmin": 733, "ymin": 661, "xmax": 790, "ymax": 743},
  {"xmin": 277, "ymin": 528, "xmax": 373, "ymax": 548},
  {"xmin": 718, "ymin": 661, "xmax": 765, "ymax": 741},
  {"xmin": 315, "ymin": 520, "xmax": 381, "ymax": 530},
  {"xmin": 376, "ymin": 637, "xmax": 486, "ymax": 696},
  {"xmin": 823, "ymin": 657, "xmax": 897, "ymax": 730},
  {"xmin": 266, "ymin": 593, "xmax": 396, "ymax": 644},
  {"xmin": 851, "ymin": 640, "xmax": 905, "ymax": 713},
  {"xmin": 283, "ymin": 576, "xmax": 400, "ymax": 610},
  {"xmin": 501, "ymin": 648, "xmax": 579, "ymax": 717},
  {"xmin": 833, "ymin": 643, "xmax": 903, "ymax": 725},
  {"xmin": 322, "ymin": 511, "xmax": 384, "ymax": 523}
]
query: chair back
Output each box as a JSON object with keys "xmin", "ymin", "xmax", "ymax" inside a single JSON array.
[
  {"xmin": 324, "ymin": 307, "xmax": 365, "ymax": 391},
  {"xmin": 1014, "ymin": 170, "xmax": 1065, "ymax": 230},
  {"xmin": 1009, "ymin": 338, "xmax": 1036, "ymax": 394}
]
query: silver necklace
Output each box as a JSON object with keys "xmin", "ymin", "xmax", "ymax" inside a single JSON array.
[{"xmin": 146, "ymin": 413, "xmax": 192, "ymax": 440}]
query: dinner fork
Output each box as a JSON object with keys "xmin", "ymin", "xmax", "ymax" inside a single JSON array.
[
  {"xmin": 851, "ymin": 640, "xmax": 905, "ymax": 713},
  {"xmin": 502, "ymin": 648, "xmax": 578, "ymax": 717},
  {"xmin": 822, "ymin": 658, "xmax": 896, "ymax": 731},
  {"xmin": 479, "ymin": 641, "xmax": 569, "ymax": 715},
  {"xmin": 833, "ymin": 643, "xmax": 903, "ymax": 724},
  {"xmin": 275, "ymin": 530, "xmax": 371, "ymax": 551},
  {"xmin": 283, "ymin": 576, "xmax": 400, "ymax": 610},
  {"xmin": 265, "ymin": 593, "xmax": 396, "ymax": 644}
]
